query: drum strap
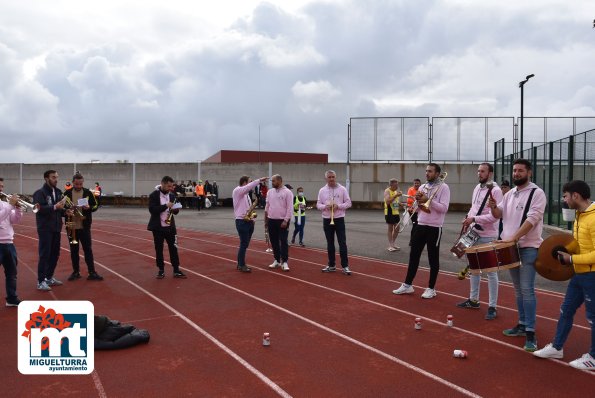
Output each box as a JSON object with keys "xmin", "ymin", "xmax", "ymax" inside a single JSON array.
[
  {"xmin": 520, "ymin": 188, "xmax": 537, "ymax": 227},
  {"xmin": 476, "ymin": 190, "xmax": 491, "ymax": 216}
]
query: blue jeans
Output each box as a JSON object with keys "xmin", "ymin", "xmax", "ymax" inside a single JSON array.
[
  {"xmin": 292, "ymin": 215, "xmax": 305, "ymax": 243},
  {"xmin": 235, "ymin": 219, "xmax": 254, "ymax": 268},
  {"xmin": 0, "ymin": 243, "xmax": 18, "ymax": 301},
  {"xmin": 552, "ymin": 272, "xmax": 595, "ymax": 357},
  {"xmin": 509, "ymin": 247, "xmax": 538, "ymax": 332}
]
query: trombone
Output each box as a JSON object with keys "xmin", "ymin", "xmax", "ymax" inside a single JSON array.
[
  {"xmin": 418, "ymin": 172, "xmax": 448, "ymax": 214},
  {"xmin": 0, "ymin": 192, "xmax": 39, "ymax": 213}
]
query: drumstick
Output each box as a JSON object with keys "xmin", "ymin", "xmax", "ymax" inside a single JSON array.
[{"xmin": 485, "ymin": 181, "xmax": 494, "ymax": 200}]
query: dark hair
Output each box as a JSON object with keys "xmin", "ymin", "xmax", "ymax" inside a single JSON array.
[
  {"xmin": 513, "ymin": 158, "xmax": 532, "ymax": 171},
  {"xmin": 479, "ymin": 162, "xmax": 494, "ymax": 173},
  {"xmin": 562, "ymin": 180, "xmax": 591, "ymax": 200},
  {"xmin": 0, "ymin": 177, "xmax": 3, "ymax": 182},
  {"xmin": 427, "ymin": 163, "xmax": 441, "ymax": 173},
  {"xmin": 44, "ymin": 170, "xmax": 57, "ymax": 179},
  {"xmin": 72, "ymin": 173, "xmax": 84, "ymax": 181},
  {"xmin": 413, "ymin": 178, "xmax": 421, "ymax": 183},
  {"xmin": 297, "ymin": 186, "xmax": 303, "ymax": 191},
  {"xmin": 501, "ymin": 180, "xmax": 510, "ymax": 187},
  {"xmin": 239, "ymin": 176, "xmax": 250, "ymax": 186},
  {"xmin": 161, "ymin": 176, "xmax": 174, "ymax": 184}
]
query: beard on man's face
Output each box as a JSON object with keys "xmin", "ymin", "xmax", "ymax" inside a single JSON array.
[{"xmin": 513, "ymin": 177, "xmax": 528, "ymax": 186}]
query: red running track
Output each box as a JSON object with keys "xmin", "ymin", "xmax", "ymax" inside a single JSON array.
[{"xmin": 0, "ymin": 217, "xmax": 593, "ymax": 397}]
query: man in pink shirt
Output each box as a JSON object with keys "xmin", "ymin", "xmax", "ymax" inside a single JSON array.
[
  {"xmin": 456, "ymin": 163, "xmax": 503, "ymax": 320},
  {"xmin": 489, "ymin": 158, "xmax": 546, "ymax": 352},
  {"xmin": 393, "ymin": 163, "xmax": 450, "ymax": 298},
  {"xmin": 316, "ymin": 170, "xmax": 353, "ymax": 275},
  {"xmin": 0, "ymin": 178, "xmax": 23, "ymax": 306},
  {"xmin": 233, "ymin": 175, "xmax": 268, "ymax": 273},
  {"xmin": 266, "ymin": 175, "xmax": 293, "ymax": 272}
]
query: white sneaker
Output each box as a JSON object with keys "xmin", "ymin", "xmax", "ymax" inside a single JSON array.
[
  {"xmin": 392, "ymin": 284, "xmax": 414, "ymax": 295},
  {"xmin": 281, "ymin": 262, "xmax": 290, "ymax": 272},
  {"xmin": 421, "ymin": 288, "xmax": 437, "ymax": 299},
  {"xmin": 46, "ymin": 277, "xmax": 63, "ymax": 286},
  {"xmin": 569, "ymin": 353, "xmax": 595, "ymax": 370},
  {"xmin": 269, "ymin": 260, "xmax": 280, "ymax": 269},
  {"xmin": 533, "ymin": 343, "xmax": 564, "ymax": 359},
  {"xmin": 37, "ymin": 281, "xmax": 52, "ymax": 291}
]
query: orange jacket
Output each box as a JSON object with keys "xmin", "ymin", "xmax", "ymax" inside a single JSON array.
[
  {"xmin": 407, "ymin": 186, "xmax": 418, "ymax": 209},
  {"xmin": 195, "ymin": 185, "xmax": 205, "ymax": 196}
]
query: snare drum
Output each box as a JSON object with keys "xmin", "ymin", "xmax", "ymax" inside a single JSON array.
[
  {"xmin": 464, "ymin": 241, "xmax": 521, "ymax": 274},
  {"xmin": 450, "ymin": 228, "xmax": 481, "ymax": 258}
]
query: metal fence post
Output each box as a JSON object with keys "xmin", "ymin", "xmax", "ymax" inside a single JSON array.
[
  {"xmin": 547, "ymin": 142, "xmax": 554, "ymax": 226},
  {"xmin": 568, "ymin": 135, "xmax": 574, "ymax": 182}
]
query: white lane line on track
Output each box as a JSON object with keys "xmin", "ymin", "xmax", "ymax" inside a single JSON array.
[
  {"xmin": 89, "ymin": 220, "xmax": 566, "ymax": 299},
  {"xmin": 90, "ymin": 226, "xmax": 583, "ymax": 332},
  {"xmin": 86, "ymin": 237, "xmax": 482, "ymax": 397},
  {"xmin": 15, "ymin": 234, "xmax": 292, "ymax": 398},
  {"xmin": 86, "ymin": 229, "xmax": 590, "ymax": 375},
  {"xmin": 17, "ymin": 257, "xmax": 108, "ymax": 398}
]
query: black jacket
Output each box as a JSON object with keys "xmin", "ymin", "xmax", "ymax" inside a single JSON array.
[
  {"xmin": 63, "ymin": 187, "xmax": 99, "ymax": 230},
  {"xmin": 33, "ymin": 183, "xmax": 63, "ymax": 233},
  {"xmin": 147, "ymin": 189, "xmax": 178, "ymax": 233}
]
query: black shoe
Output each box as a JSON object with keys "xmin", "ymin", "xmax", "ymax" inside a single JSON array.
[
  {"xmin": 6, "ymin": 298, "xmax": 21, "ymax": 307},
  {"xmin": 173, "ymin": 271, "xmax": 187, "ymax": 279},
  {"xmin": 87, "ymin": 272, "xmax": 104, "ymax": 281},
  {"xmin": 156, "ymin": 270, "xmax": 165, "ymax": 279},
  {"xmin": 485, "ymin": 307, "xmax": 497, "ymax": 320},
  {"xmin": 291, "ymin": 238, "xmax": 295, "ymax": 244},
  {"xmin": 299, "ymin": 242, "xmax": 305, "ymax": 247},
  {"xmin": 456, "ymin": 299, "xmax": 480, "ymax": 309},
  {"xmin": 238, "ymin": 266, "xmax": 251, "ymax": 273},
  {"xmin": 67, "ymin": 272, "xmax": 81, "ymax": 281}
]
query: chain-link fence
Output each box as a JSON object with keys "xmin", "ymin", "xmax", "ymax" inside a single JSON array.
[{"xmin": 494, "ymin": 128, "xmax": 595, "ymax": 228}]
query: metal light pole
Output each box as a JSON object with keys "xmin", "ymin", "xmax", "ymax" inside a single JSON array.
[{"xmin": 519, "ymin": 74, "xmax": 535, "ymax": 154}]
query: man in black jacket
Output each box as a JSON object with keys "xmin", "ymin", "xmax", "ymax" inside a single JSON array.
[
  {"xmin": 148, "ymin": 176, "xmax": 187, "ymax": 279},
  {"xmin": 33, "ymin": 170, "xmax": 66, "ymax": 291},
  {"xmin": 64, "ymin": 173, "xmax": 103, "ymax": 281}
]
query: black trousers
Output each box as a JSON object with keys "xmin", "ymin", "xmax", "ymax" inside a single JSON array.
[
  {"xmin": 69, "ymin": 228, "xmax": 96, "ymax": 273},
  {"xmin": 37, "ymin": 230, "xmax": 61, "ymax": 283},
  {"xmin": 152, "ymin": 229, "xmax": 180, "ymax": 270},
  {"xmin": 405, "ymin": 224, "xmax": 442, "ymax": 289},
  {"xmin": 267, "ymin": 219, "xmax": 289, "ymax": 263},
  {"xmin": 323, "ymin": 217, "xmax": 349, "ymax": 268},
  {"xmin": 409, "ymin": 212, "xmax": 419, "ymax": 245}
]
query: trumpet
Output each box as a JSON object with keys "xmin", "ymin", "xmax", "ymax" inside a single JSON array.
[
  {"xmin": 330, "ymin": 194, "xmax": 335, "ymax": 225},
  {"xmin": 65, "ymin": 215, "xmax": 78, "ymax": 245},
  {"xmin": 165, "ymin": 197, "xmax": 178, "ymax": 225},
  {"xmin": 418, "ymin": 172, "xmax": 448, "ymax": 214},
  {"xmin": 0, "ymin": 192, "xmax": 39, "ymax": 213}
]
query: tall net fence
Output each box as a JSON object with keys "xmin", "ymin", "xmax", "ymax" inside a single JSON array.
[
  {"xmin": 494, "ymin": 128, "xmax": 595, "ymax": 228},
  {"xmin": 349, "ymin": 116, "xmax": 595, "ymax": 163}
]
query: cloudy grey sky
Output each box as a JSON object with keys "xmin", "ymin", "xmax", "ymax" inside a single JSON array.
[{"xmin": 0, "ymin": 0, "xmax": 594, "ymax": 163}]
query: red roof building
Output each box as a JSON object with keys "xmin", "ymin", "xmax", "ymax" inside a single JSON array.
[{"xmin": 204, "ymin": 150, "xmax": 328, "ymax": 163}]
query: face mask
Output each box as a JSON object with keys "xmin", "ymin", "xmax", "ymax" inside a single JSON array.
[{"xmin": 298, "ymin": 192, "xmax": 304, "ymax": 197}]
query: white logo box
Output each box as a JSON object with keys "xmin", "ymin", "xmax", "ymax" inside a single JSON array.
[{"xmin": 18, "ymin": 301, "xmax": 94, "ymax": 375}]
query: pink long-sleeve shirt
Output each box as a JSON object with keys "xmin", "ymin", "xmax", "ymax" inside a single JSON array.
[
  {"xmin": 0, "ymin": 201, "xmax": 23, "ymax": 244},
  {"xmin": 233, "ymin": 180, "xmax": 260, "ymax": 220},
  {"xmin": 265, "ymin": 186, "xmax": 293, "ymax": 221},
  {"xmin": 316, "ymin": 184, "xmax": 352, "ymax": 219},
  {"xmin": 417, "ymin": 181, "xmax": 450, "ymax": 227},
  {"xmin": 467, "ymin": 183, "xmax": 503, "ymax": 238},
  {"xmin": 497, "ymin": 182, "xmax": 546, "ymax": 248}
]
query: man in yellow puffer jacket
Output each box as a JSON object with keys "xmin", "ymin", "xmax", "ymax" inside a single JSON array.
[{"xmin": 533, "ymin": 180, "xmax": 595, "ymax": 370}]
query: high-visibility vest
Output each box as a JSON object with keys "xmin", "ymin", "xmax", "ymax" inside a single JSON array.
[
  {"xmin": 293, "ymin": 196, "xmax": 307, "ymax": 216},
  {"xmin": 384, "ymin": 188, "xmax": 400, "ymax": 216}
]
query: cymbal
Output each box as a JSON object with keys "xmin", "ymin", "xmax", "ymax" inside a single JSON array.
[{"xmin": 535, "ymin": 234, "xmax": 579, "ymax": 281}]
